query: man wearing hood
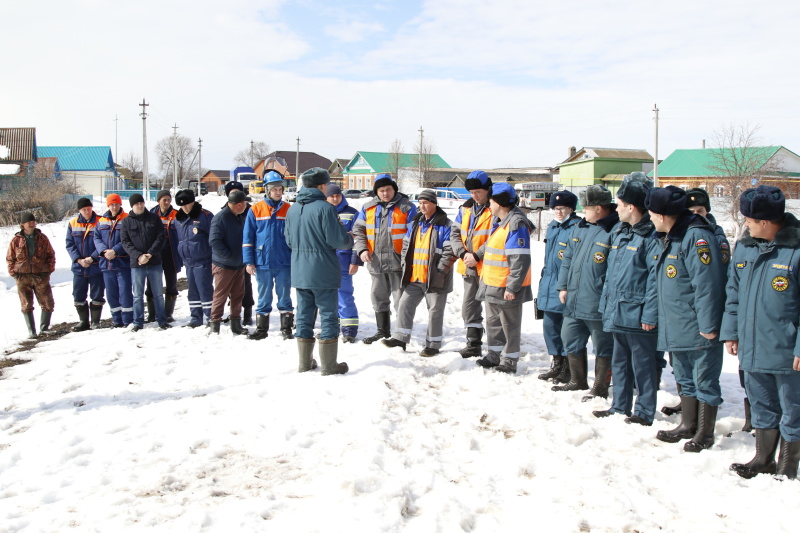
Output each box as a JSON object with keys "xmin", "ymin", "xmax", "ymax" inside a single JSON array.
[
  {"xmin": 352, "ymin": 173, "xmax": 417, "ymax": 344},
  {"xmin": 382, "ymin": 189, "xmax": 456, "ymax": 357},
  {"xmin": 285, "ymin": 168, "xmax": 353, "ymax": 375},
  {"xmin": 326, "ymin": 183, "xmax": 364, "ymax": 343},
  {"xmin": 174, "ymin": 189, "xmax": 214, "ymax": 328}
]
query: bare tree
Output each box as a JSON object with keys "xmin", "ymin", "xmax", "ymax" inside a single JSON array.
[
  {"xmin": 385, "ymin": 138, "xmax": 404, "ymax": 178},
  {"xmin": 708, "ymin": 123, "xmax": 781, "ymax": 241},
  {"xmin": 33, "ymin": 158, "xmax": 58, "ymax": 179},
  {"xmin": 155, "ymin": 135, "xmax": 196, "ymax": 189},
  {"xmin": 116, "ymin": 152, "xmax": 143, "ymax": 187},
  {"xmin": 0, "ymin": 175, "xmax": 83, "ymax": 225},
  {"xmin": 412, "ymin": 135, "xmax": 440, "ymax": 188},
  {"xmin": 233, "ymin": 141, "xmax": 271, "ymax": 167}
]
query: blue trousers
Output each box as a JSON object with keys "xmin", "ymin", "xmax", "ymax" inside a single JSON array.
[
  {"xmin": 102, "ymin": 269, "xmax": 133, "ymax": 326},
  {"xmin": 671, "ymin": 343, "xmax": 724, "ymax": 406},
  {"xmin": 72, "ymin": 273, "xmax": 105, "ymax": 306},
  {"xmin": 338, "ymin": 271, "xmax": 359, "ymax": 336},
  {"xmin": 543, "ymin": 311, "xmax": 565, "ymax": 356},
  {"xmin": 255, "ymin": 268, "xmax": 293, "ymax": 315},
  {"xmin": 745, "ymin": 371, "xmax": 800, "ymax": 442},
  {"xmin": 132, "ymin": 265, "xmax": 166, "ymax": 327},
  {"xmin": 610, "ymin": 332, "xmax": 658, "ymax": 423},
  {"xmin": 186, "ymin": 263, "xmax": 214, "ymax": 326},
  {"xmin": 561, "ymin": 316, "xmax": 613, "ymax": 359},
  {"xmin": 295, "ymin": 288, "xmax": 339, "ymax": 340}
]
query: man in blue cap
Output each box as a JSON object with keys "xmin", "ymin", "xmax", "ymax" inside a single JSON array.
[{"xmin": 723, "ymin": 185, "xmax": 800, "ymax": 479}]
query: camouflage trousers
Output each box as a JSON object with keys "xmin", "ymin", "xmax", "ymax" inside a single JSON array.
[{"xmin": 16, "ymin": 273, "xmax": 55, "ymax": 313}]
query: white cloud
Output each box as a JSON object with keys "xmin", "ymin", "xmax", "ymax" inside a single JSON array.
[{"xmin": 324, "ymin": 21, "xmax": 385, "ymax": 43}]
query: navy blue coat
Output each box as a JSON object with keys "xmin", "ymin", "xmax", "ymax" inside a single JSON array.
[
  {"xmin": 652, "ymin": 211, "xmax": 726, "ymax": 351},
  {"xmin": 285, "ymin": 187, "xmax": 354, "ymax": 289},
  {"xmin": 175, "ymin": 203, "xmax": 214, "ymax": 268},
  {"xmin": 556, "ymin": 210, "xmax": 620, "ymax": 320},
  {"xmin": 93, "ymin": 210, "xmax": 130, "ymax": 271},
  {"xmin": 537, "ymin": 213, "xmax": 581, "ymax": 313},
  {"xmin": 720, "ymin": 213, "xmax": 800, "ymax": 374},
  {"xmin": 210, "ymin": 206, "xmax": 244, "ymax": 270},
  {"xmin": 120, "ymin": 209, "xmax": 166, "ymax": 268},
  {"xmin": 66, "ymin": 211, "xmax": 103, "ymax": 277},
  {"xmin": 599, "ymin": 214, "xmax": 658, "ymax": 334},
  {"xmin": 334, "ymin": 198, "xmax": 362, "ymax": 272}
]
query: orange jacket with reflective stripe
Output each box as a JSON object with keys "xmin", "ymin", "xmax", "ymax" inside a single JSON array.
[
  {"xmin": 364, "ymin": 205, "xmax": 411, "ymax": 254},
  {"xmin": 454, "ymin": 205, "xmax": 493, "ymax": 276}
]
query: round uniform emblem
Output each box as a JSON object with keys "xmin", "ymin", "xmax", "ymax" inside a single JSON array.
[
  {"xmin": 193, "ymin": 227, "xmax": 199, "ymax": 234},
  {"xmin": 666, "ymin": 265, "xmax": 677, "ymax": 278},
  {"xmin": 772, "ymin": 276, "xmax": 789, "ymax": 291},
  {"xmin": 593, "ymin": 251, "xmax": 605, "ymax": 264},
  {"xmin": 558, "ymin": 249, "xmax": 565, "ymax": 260}
]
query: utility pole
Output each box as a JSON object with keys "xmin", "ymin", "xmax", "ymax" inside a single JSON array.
[
  {"xmin": 250, "ymin": 140, "xmax": 254, "ymax": 168},
  {"xmin": 172, "ymin": 123, "xmax": 179, "ymax": 190},
  {"xmin": 113, "ymin": 114, "xmax": 118, "ymax": 164},
  {"xmin": 418, "ymin": 126, "xmax": 424, "ymax": 183},
  {"xmin": 197, "ymin": 138, "xmax": 203, "ymax": 196},
  {"xmin": 653, "ymin": 103, "xmax": 660, "ymax": 187},
  {"xmin": 139, "ymin": 99, "xmax": 149, "ymax": 199},
  {"xmin": 296, "ymin": 137, "xmax": 300, "ymax": 181}
]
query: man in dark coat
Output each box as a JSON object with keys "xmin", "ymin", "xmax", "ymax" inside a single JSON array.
[
  {"xmin": 120, "ymin": 194, "xmax": 168, "ymax": 331},
  {"xmin": 209, "ymin": 190, "xmax": 249, "ymax": 335},
  {"xmin": 146, "ymin": 189, "xmax": 183, "ymax": 322},
  {"xmin": 285, "ymin": 168, "xmax": 354, "ymax": 375}
]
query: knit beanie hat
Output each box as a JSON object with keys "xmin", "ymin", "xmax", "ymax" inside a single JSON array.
[
  {"xmin": 464, "ymin": 170, "xmax": 492, "ymax": 191},
  {"xmin": 77, "ymin": 197, "xmax": 93, "ymax": 209},
  {"xmin": 326, "ymin": 183, "xmax": 343, "ymax": 197},
  {"xmin": 417, "ymin": 189, "xmax": 438, "ymax": 204},
  {"xmin": 106, "ymin": 193, "xmax": 122, "ymax": 206},
  {"xmin": 616, "ymin": 172, "xmax": 653, "ymax": 209},
  {"xmin": 740, "ymin": 185, "xmax": 785, "ymax": 220},
  {"xmin": 129, "ymin": 193, "xmax": 145, "ymax": 206},
  {"xmin": 301, "ymin": 167, "xmax": 331, "ymax": 188},
  {"xmin": 156, "ymin": 189, "xmax": 171, "ymax": 202},
  {"xmin": 490, "ymin": 182, "xmax": 518, "ymax": 208},
  {"xmin": 175, "ymin": 189, "xmax": 196, "ymax": 206},
  {"xmin": 579, "ymin": 185, "xmax": 613, "ymax": 207},
  {"xmin": 645, "ymin": 186, "xmax": 687, "ymax": 216},
  {"xmin": 372, "ymin": 173, "xmax": 398, "ymax": 195},
  {"xmin": 20, "ymin": 212, "xmax": 36, "ymax": 224},
  {"xmin": 549, "ymin": 190, "xmax": 578, "ymax": 209},
  {"xmin": 685, "ymin": 188, "xmax": 711, "ymax": 212}
]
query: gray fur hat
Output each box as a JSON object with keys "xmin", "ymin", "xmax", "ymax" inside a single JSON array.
[
  {"xmin": 616, "ymin": 172, "xmax": 653, "ymax": 208},
  {"xmin": 579, "ymin": 185, "xmax": 613, "ymax": 207},
  {"xmin": 301, "ymin": 167, "xmax": 331, "ymax": 188}
]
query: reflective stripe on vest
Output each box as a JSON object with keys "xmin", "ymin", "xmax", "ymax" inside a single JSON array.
[
  {"xmin": 251, "ymin": 201, "xmax": 290, "ymax": 221},
  {"xmin": 365, "ymin": 205, "xmax": 409, "ymax": 254},
  {"xmin": 456, "ymin": 205, "xmax": 493, "ymax": 276},
  {"xmin": 480, "ymin": 225, "xmax": 532, "ymax": 288},
  {"xmin": 410, "ymin": 225, "xmax": 434, "ymax": 283}
]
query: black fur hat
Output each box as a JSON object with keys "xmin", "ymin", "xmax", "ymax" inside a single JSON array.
[
  {"xmin": 740, "ymin": 185, "xmax": 785, "ymax": 220},
  {"xmin": 646, "ymin": 186, "xmax": 686, "ymax": 216}
]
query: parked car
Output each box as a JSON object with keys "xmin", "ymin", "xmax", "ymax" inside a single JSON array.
[
  {"xmin": 178, "ymin": 179, "xmax": 208, "ymax": 195},
  {"xmin": 343, "ymin": 189, "xmax": 362, "ymax": 199},
  {"xmin": 359, "ymin": 190, "xmax": 375, "ymax": 198},
  {"xmin": 283, "ymin": 187, "xmax": 297, "ymax": 202}
]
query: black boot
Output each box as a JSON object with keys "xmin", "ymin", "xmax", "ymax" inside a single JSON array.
[
  {"xmin": 242, "ymin": 306, "xmax": 253, "ymax": 326},
  {"xmin": 382, "ymin": 337, "xmax": 407, "ymax": 351},
  {"xmin": 363, "ymin": 311, "xmax": 391, "ymax": 344},
  {"xmin": 582, "ymin": 356, "xmax": 612, "ymax": 402},
  {"xmin": 538, "ymin": 355, "xmax": 565, "ymax": 381},
  {"xmin": 23, "ymin": 311, "xmax": 37, "ymax": 339},
  {"xmin": 280, "ymin": 312, "xmax": 295, "ymax": 339},
  {"xmin": 164, "ymin": 295, "xmax": 177, "ymax": 323},
  {"xmin": 553, "ymin": 356, "xmax": 571, "ymax": 384},
  {"xmin": 776, "ymin": 437, "xmax": 800, "ymax": 480},
  {"xmin": 146, "ymin": 297, "xmax": 156, "ymax": 323},
  {"xmin": 656, "ymin": 396, "xmax": 699, "ymax": 443},
  {"xmin": 742, "ymin": 398, "xmax": 753, "ymax": 433},
  {"xmin": 248, "ymin": 313, "xmax": 269, "ymax": 340},
  {"xmin": 552, "ymin": 351, "xmax": 589, "ymax": 392},
  {"xmin": 40, "ymin": 310, "xmax": 51, "ymax": 333},
  {"xmin": 209, "ymin": 321, "xmax": 220, "ymax": 335},
  {"xmin": 476, "ymin": 351, "xmax": 501, "ymax": 369},
  {"xmin": 230, "ymin": 317, "xmax": 249, "ymax": 336},
  {"xmin": 684, "ymin": 402, "xmax": 718, "ymax": 452},
  {"xmin": 90, "ymin": 303, "xmax": 104, "ymax": 329},
  {"xmin": 72, "ymin": 304, "xmax": 90, "ymax": 332},
  {"xmin": 730, "ymin": 428, "xmax": 780, "ymax": 479},
  {"xmin": 661, "ymin": 383, "xmax": 684, "ymax": 416},
  {"xmin": 459, "ymin": 327, "xmax": 483, "ymax": 358}
]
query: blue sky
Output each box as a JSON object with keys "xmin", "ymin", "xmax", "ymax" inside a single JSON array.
[{"xmin": 3, "ymin": 0, "xmax": 800, "ymax": 172}]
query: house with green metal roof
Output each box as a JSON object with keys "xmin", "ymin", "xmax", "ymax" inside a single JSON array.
[
  {"xmin": 37, "ymin": 146, "xmax": 120, "ymax": 198},
  {"xmin": 557, "ymin": 147, "xmax": 654, "ymax": 196},
  {"xmin": 652, "ymin": 146, "xmax": 800, "ymax": 198},
  {"xmin": 343, "ymin": 151, "xmax": 451, "ymax": 190}
]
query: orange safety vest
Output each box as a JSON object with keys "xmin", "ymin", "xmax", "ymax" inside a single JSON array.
[
  {"xmin": 157, "ymin": 208, "xmax": 178, "ymax": 233},
  {"xmin": 409, "ymin": 225, "xmax": 434, "ymax": 283},
  {"xmin": 455, "ymin": 205, "xmax": 493, "ymax": 276},
  {"xmin": 480, "ymin": 224, "xmax": 532, "ymax": 288},
  {"xmin": 365, "ymin": 205, "xmax": 410, "ymax": 254},
  {"xmin": 250, "ymin": 201, "xmax": 290, "ymax": 221}
]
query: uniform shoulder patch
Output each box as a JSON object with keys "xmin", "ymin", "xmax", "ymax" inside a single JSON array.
[
  {"xmin": 518, "ymin": 238, "xmax": 526, "ymax": 247},
  {"xmin": 696, "ymin": 247, "xmax": 711, "ymax": 265},
  {"xmin": 593, "ymin": 251, "xmax": 606, "ymax": 264},
  {"xmin": 695, "ymin": 238, "xmax": 709, "ymax": 247}
]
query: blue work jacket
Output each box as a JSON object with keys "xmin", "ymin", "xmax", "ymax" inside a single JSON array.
[
  {"xmin": 537, "ymin": 213, "xmax": 581, "ymax": 313},
  {"xmin": 175, "ymin": 203, "xmax": 214, "ymax": 268}
]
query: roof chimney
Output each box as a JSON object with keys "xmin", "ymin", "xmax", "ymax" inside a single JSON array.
[
  {"xmin": 702, "ymin": 139, "xmax": 706, "ymax": 149},
  {"xmin": 568, "ymin": 146, "xmax": 577, "ymax": 158}
]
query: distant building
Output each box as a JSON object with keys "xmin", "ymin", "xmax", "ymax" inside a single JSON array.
[
  {"xmin": 253, "ymin": 151, "xmax": 333, "ymax": 187},
  {"xmin": 396, "ymin": 167, "xmax": 556, "ymax": 194},
  {"xmin": 653, "ymin": 146, "xmax": 800, "ymax": 198},
  {"xmin": 0, "ymin": 127, "xmax": 38, "ymax": 192},
  {"xmin": 328, "ymin": 158, "xmax": 350, "ymax": 185},
  {"xmin": 201, "ymin": 169, "xmax": 231, "ymax": 194},
  {"xmin": 38, "ymin": 146, "xmax": 119, "ymax": 198},
  {"xmin": 558, "ymin": 147, "xmax": 654, "ymax": 196},
  {"xmin": 343, "ymin": 151, "xmax": 451, "ymax": 190}
]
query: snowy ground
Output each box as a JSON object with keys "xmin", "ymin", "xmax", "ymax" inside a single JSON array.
[{"xmin": 0, "ymin": 195, "xmax": 797, "ymax": 532}]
